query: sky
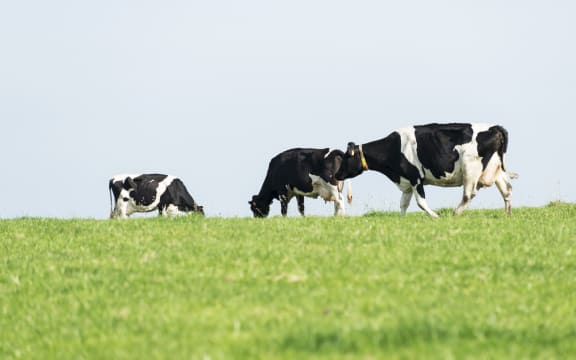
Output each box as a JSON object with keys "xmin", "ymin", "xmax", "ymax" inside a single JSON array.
[{"xmin": 1, "ymin": 1, "xmax": 575, "ymax": 219}]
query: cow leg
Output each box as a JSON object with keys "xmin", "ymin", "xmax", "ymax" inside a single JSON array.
[
  {"xmin": 454, "ymin": 179, "xmax": 479, "ymax": 216},
  {"xmin": 400, "ymin": 190, "xmax": 413, "ymax": 216},
  {"xmin": 160, "ymin": 204, "xmax": 181, "ymax": 217},
  {"xmin": 453, "ymin": 188, "xmax": 476, "ymax": 216},
  {"xmin": 280, "ymin": 194, "xmax": 291, "ymax": 217},
  {"xmin": 413, "ymin": 185, "xmax": 439, "ymax": 218},
  {"xmin": 495, "ymin": 171, "xmax": 513, "ymax": 215},
  {"xmin": 296, "ymin": 195, "xmax": 305, "ymax": 216},
  {"xmin": 454, "ymin": 162, "xmax": 483, "ymax": 216},
  {"xmin": 326, "ymin": 184, "xmax": 345, "ymax": 216},
  {"xmin": 332, "ymin": 194, "xmax": 346, "ymax": 216},
  {"xmin": 158, "ymin": 205, "xmax": 168, "ymax": 217}
]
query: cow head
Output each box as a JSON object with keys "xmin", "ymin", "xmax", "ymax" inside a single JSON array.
[
  {"xmin": 249, "ymin": 195, "xmax": 270, "ymax": 218},
  {"xmin": 109, "ymin": 176, "xmax": 138, "ymax": 219},
  {"xmin": 335, "ymin": 142, "xmax": 366, "ymax": 180},
  {"xmin": 194, "ymin": 204, "xmax": 205, "ymax": 216}
]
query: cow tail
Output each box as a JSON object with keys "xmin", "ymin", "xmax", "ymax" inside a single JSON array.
[
  {"xmin": 346, "ymin": 180, "xmax": 353, "ymax": 204},
  {"xmin": 495, "ymin": 125, "xmax": 519, "ymax": 179},
  {"xmin": 496, "ymin": 125, "xmax": 509, "ymax": 168},
  {"xmin": 109, "ymin": 180, "xmax": 114, "ymax": 218}
]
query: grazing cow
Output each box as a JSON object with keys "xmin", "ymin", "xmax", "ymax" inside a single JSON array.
[
  {"xmin": 249, "ymin": 148, "xmax": 352, "ymax": 217},
  {"xmin": 109, "ymin": 174, "xmax": 204, "ymax": 218},
  {"xmin": 335, "ymin": 123, "xmax": 518, "ymax": 217}
]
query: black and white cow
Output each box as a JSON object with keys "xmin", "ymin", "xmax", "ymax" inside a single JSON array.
[
  {"xmin": 109, "ymin": 174, "xmax": 204, "ymax": 218},
  {"xmin": 249, "ymin": 148, "xmax": 352, "ymax": 217},
  {"xmin": 335, "ymin": 123, "xmax": 518, "ymax": 217}
]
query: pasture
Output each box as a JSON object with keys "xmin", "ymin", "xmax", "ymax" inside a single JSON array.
[{"xmin": 1, "ymin": 203, "xmax": 575, "ymax": 359}]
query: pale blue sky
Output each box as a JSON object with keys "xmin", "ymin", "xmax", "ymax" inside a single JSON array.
[{"xmin": 1, "ymin": 1, "xmax": 574, "ymax": 218}]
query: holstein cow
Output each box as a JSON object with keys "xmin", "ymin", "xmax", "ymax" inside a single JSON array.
[
  {"xmin": 249, "ymin": 148, "xmax": 352, "ymax": 217},
  {"xmin": 109, "ymin": 174, "xmax": 204, "ymax": 218},
  {"xmin": 335, "ymin": 123, "xmax": 518, "ymax": 217}
]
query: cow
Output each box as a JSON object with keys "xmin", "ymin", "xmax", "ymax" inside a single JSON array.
[
  {"xmin": 335, "ymin": 123, "xmax": 518, "ymax": 217},
  {"xmin": 109, "ymin": 174, "xmax": 204, "ymax": 218},
  {"xmin": 249, "ymin": 148, "xmax": 352, "ymax": 217}
]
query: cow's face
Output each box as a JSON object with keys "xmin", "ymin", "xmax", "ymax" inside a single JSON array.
[
  {"xmin": 111, "ymin": 177, "xmax": 138, "ymax": 218},
  {"xmin": 249, "ymin": 196, "xmax": 270, "ymax": 218},
  {"xmin": 194, "ymin": 205, "xmax": 205, "ymax": 216},
  {"xmin": 110, "ymin": 189, "xmax": 133, "ymax": 218},
  {"xmin": 335, "ymin": 142, "xmax": 365, "ymax": 180}
]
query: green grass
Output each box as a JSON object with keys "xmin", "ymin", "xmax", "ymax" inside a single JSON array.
[{"xmin": 1, "ymin": 203, "xmax": 576, "ymax": 359}]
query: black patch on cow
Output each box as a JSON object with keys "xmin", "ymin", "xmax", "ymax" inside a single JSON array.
[
  {"xmin": 362, "ymin": 132, "xmax": 422, "ymax": 187},
  {"xmin": 476, "ymin": 125, "xmax": 508, "ymax": 171},
  {"xmin": 125, "ymin": 174, "xmax": 168, "ymax": 206},
  {"xmin": 129, "ymin": 181, "xmax": 159, "ymax": 206},
  {"xmin": 159, "ymin": 178, "xmax": 200, "ymax": 213},
  {"xmin": 414, "ymin": 123, "xmax": 474, "ymax": 179},
  {"xmin": 122, "ymin": 178, "xmax": 135, "ymax": 190}
]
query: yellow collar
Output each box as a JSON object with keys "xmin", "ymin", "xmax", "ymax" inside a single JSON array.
[{"xmin": 359, "ymin": 144, "xmax": 369, "ymax": 170}]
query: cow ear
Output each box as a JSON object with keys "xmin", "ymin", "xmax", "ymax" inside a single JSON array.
[{"xmin": 347, "ymin": 142, "xmax": 356, "ymax": 156}]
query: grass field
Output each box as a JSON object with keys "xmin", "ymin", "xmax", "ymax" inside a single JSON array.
[{"xmin": 1, "ymin": 203, "xmax": 575, "ymax": 359}]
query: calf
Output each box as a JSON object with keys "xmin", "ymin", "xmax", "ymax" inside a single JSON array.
[
  {"xmin": 249, "ymin": 148, "xmax": 351, "ymax": 217},
  {"xmin": 335, "ymin": 123, "xmax": 518, "ymax": 217},
  {"xmin": 109, "ymin": 174, "xmax": 204, "ymax": 218}
]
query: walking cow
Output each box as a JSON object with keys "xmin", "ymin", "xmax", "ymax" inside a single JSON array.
[
  {"xmin": 249, "ymin": 148, "xmax": 351, "ymax": 217},
  {"xmin": 335, "ymin": 123, "xmax": 518, "ymax": 217},
  {"xmin": 109, "ymin": 174, "xmax": 204, "ymax": 218}
]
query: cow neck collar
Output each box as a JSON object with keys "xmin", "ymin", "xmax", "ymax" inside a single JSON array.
[{"xmin": 359, "ymin": 144, "xmax": 369, "ymax": 170}]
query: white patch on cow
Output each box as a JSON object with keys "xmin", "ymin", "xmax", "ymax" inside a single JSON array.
[
  {"xmin": 396, "ymin": 177, "xmax": 412, "ymax": 193},
  {"xmin": 162, "ymin": 204, "xmax": 182, "ymax": 217},
  {"xmin": 470, "ymin": 123, "xmax": 494, "ymax": 134},
  {"xmin": 291, "ymin": 174, "xmax": 345, "ymax": 216},
  {"xmin": 309, "ymin": 175, "xmax": 337, "ymax": 201},
  {"xmin": 291, "ymin": 182, "xmax": 318, "ymax": 199},
  {"xmin": 423, "ymin": 158, "xmax": 465, "ymax": 187},
  {"xmin": 397, "ymin": 126, "xmax": 419, "ymax": 168},
  {"xmin": 324, "ymin": 149, "xmax": 334, "ymax": 158}
]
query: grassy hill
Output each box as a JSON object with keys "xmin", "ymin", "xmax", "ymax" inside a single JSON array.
[{"xmin": 1, "ymin": 203, "xmax": 575, "ymax": 359}]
